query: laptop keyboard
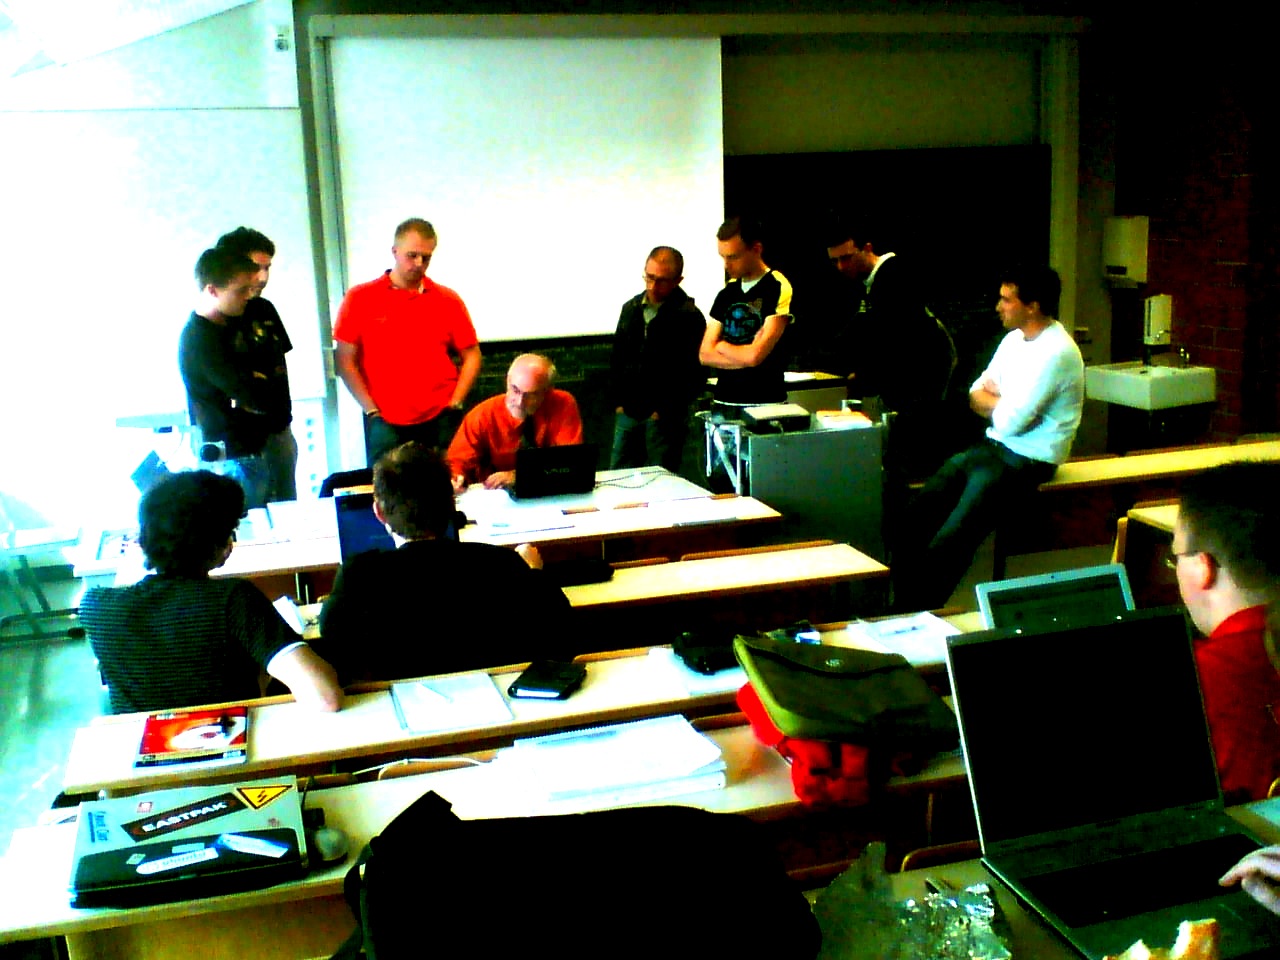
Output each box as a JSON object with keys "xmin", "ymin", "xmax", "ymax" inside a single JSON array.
[{"xmin": 1020, "ymin": 834, "xmax": 1261, "ymax": 927}]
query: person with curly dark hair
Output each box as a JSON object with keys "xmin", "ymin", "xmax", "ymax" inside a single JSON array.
[{"xmin": 81, "ymin": 470, "xmax": 343, "ymax": 714}]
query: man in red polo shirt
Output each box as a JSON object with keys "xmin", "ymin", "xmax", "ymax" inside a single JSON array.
[
  {"xmin": 334, "ymin": 217, "xmax": 482, "ymax": 464},
  {"xmin": 1173, "ymin": 460, "xmax": 1280, "ymax": 804}
]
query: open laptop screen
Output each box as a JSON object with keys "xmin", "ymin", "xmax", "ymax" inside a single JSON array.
[
  {"xmin": 975, "ymin": 563, "xmax": 1135, "ymax": 630},
  {"xmin": 947, "ymin": 608, "xmax": 1220, "ymax": 848}
]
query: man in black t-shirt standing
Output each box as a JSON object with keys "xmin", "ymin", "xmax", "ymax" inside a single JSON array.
[
  {"xmin": 698, "ymin": 216, "xmax": 794, "ymax": 491},
  {"xmin": 700, "ymin": 216, "xmax": 794, "ymax": 406},
  {"xmin": 216, "ymin": 227, "xmax": 297, "ymax": 501},
  {"xmin": 179, "ymin": 247, "xmax": 273, "ymax": 508}
]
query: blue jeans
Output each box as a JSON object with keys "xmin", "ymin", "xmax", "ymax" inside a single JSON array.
[
  {"xmin": 214, "ymin": 454, "xmax": 270, "ymax": 510},
  {"xmin": 893, "ymin": 439, "xmax": 1056, "ymax": 610},
  {"xmin": 610, "ymin": 409, "xmax": 690, "ymax": 473},
  {"xmin": 261, "ymin": 428, "xmax": 298, "ymax": 502},
  {"xmin": 364, "ymin": 410, "xmax": 460, "ymax": 466}
]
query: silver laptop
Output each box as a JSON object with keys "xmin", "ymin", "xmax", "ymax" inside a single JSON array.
[
  {"xmin": 974, "ymin": 562, "xmax": 1135, "ymax": 630},
  {"xmin": 946, "ymin": 608, "xmax": 1280, "ymax": 958}
]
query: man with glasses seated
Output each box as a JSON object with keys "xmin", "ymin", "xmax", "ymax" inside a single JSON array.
[
  {"xmin": 608, "ymin": 246, "xmax": 706, "ymax": 472},
  {"xmin": 1172, "ymin": 460, "xmax": 1280, "ymax": 803}
]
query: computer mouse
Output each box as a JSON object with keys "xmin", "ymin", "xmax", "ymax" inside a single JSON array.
[{"xmin": 307, "ymin": 825, "xmax": 350, "ymax": 864}]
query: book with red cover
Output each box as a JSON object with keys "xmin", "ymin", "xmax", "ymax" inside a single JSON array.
[{"xmin": 135, "ymin": 706, "xmax": 249, "ymax": 769}]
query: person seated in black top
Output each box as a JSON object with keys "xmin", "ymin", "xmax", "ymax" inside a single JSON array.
[
  {"xmin": 315, "ymin": 442, "xmax": 576, "ymax": 684},
  {"xmin": 81, "ymin": 471, "xmax": 344, "ymax": 714}
]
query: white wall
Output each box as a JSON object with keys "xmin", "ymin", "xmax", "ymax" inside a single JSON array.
[{"xmin": 0, "ymin": 0, "xmax": 318, "ymax": 529}]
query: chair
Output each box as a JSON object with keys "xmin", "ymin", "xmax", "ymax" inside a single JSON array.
[
  {"xmin": 1111, "ymin": 517, "xmax": 1129, "ymax": 565},
  {"xmin": 0, "ymin": 498, "xmax": 83, "ymax": 642},
  {"xmin": 318, "ymin": 468, "xmax": 372, "ymax": 498}
]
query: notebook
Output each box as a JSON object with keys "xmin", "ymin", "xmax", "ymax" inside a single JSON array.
[
  {"xmin": 974, "ymin": 562, "xmax": 1135, "ymax": 630},
  {"xmin": 69, "ymin": 775, "xmax": 307, "ymax": 908},
  {"xmin": 513, "ymin": 443, "xmax": 598, "ymax": 499},
  {"xmin": 946, "ymin": 608, "xmax": 1280, "ymax": 958}
]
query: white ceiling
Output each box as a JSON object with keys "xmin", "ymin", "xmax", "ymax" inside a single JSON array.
[{"xmin": 0, "ymin": 0, "xmax": 250, "ymax": 77}]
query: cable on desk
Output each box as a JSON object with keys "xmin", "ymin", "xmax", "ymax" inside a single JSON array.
[
  {"xmin": 351, "ymin": 756, "xmax": 487, "ymax": 778},
  {"xmin": 593, "ymin": 470, "xmax": 668, "ymax": 490}
]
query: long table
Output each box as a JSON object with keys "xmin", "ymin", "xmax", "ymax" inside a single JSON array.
[
  {"xmin": 4, "ymin": 723, "xmax": 967, "ymax": 960},
  {"xmin": 60, "ymin": 647, "xmax": 744, "ymax": 798},
  {"xmin": 62, "ymin": 607, "xmax": 975, "ymax": 800},
  {"xmin": 80, "ymin": 470, "xmax": 782, "ymax": 599}
]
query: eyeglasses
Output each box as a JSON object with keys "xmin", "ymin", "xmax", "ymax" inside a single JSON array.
[
  {"xmin": 1164, "ymin": 548, "xmax": 1199, "ymax": 571},
  {"xmin": 642, "ymin": 274, "xmax": 678, "ymax": 286}
]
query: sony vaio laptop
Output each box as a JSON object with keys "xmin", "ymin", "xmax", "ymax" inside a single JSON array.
[
  {"xmin": 69, "ymin": 776, "xmax": 307, "ymax": 908},
  {"xmin": 513, "ymin": 443, "xmax": 598, "ymax": 500},
  {"xmin": 974, "ymin": 562, "xmax": 1135, "ymax": 630},
  {"xmin": 946, "ymin": 608, "xmax": 1280, "ymax": 958}
]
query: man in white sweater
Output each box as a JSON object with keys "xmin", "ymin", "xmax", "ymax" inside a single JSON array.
[{"xmin": 893, "ymin": 266, "xmax": 1084, "ymax": 610}]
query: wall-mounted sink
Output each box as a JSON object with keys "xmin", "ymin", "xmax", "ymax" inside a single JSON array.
[{"xmin": 1084, "ymin": 362, "xmax": 1216, "ymax": 410}]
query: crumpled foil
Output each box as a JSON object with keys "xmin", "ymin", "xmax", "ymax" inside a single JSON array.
[{"xmin": 814, "ymin": 843, "xmax": 1013, "ymax": 960}]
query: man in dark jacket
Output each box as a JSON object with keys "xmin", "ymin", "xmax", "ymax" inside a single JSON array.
[
  {"xmin": 316, "ymin": 442, "xmax": 575, "ymax": 683},
  {"xmin": 608, "ymin": 246, "xmax": 706, "ymax": 472}
]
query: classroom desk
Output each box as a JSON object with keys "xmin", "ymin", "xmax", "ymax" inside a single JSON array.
[
  {"xmin": 994, "ymin": 439, "xmax": 1280, "ymax": 576},
  {"xmin": 564, "ymin": 542, "xmax": 886, "ymax": 608},
  {"xmin": 81, "ymin": 472, "xmax": 781, "ymax": 599},
  {"xmin": 59, "ymin": 647, "xmax": 745, "ymax": 798},
  {"xmin": 563, "ymin": 543, "xmax": 889, "ymax": 650},
  {"xmin": 65, "ymin": 605, "xmax": 974, "ymax": 800},
  {"xmin": 4, "ymin": 723, "xmax": 967, "ymax": 960}
]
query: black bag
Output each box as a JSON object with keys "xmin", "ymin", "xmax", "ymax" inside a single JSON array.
[
  {"xmin": 332, "ymin": 790, "xmax": 821, "ymax": 960},
  {"xmin": 733, "ymin": 633, "xmax": 958, "ymax": 753}
]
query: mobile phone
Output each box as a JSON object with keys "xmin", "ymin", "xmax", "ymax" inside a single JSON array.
[{"xmin": 507, "ymin": 660, "xmax": 587, "ymax": 700}]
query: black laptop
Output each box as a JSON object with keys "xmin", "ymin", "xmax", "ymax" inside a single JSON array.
[
  {"xmin": 946, "ymin": 608, "xmax": 1280, "ymax": 958},
  {"xmin": 513, "ymin": 443, "xmax": 598, "ymax": 500}
]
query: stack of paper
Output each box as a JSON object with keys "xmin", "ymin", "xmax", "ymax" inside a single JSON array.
[
  {"xmin": 841, "ymin": 611, "xmax": 960, "ymax": 665},
  {"xmin": 496, "ymin": 714, "xmax": 726, "ymax": 807},
  {"xmin": 390, "ymin": 673, "xmax": 514, "ymax": 733}
]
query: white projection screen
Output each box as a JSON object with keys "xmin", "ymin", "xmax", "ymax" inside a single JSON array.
[{"xmin": 328, "ymin": 35, "xmax": 725, "ymax": 342}]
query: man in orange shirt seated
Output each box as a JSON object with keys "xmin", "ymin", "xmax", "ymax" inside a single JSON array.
[
  {"xmin": 447, "ymin": 353, "xmax": 583, "ymax": 490},
  {"xmin": 1173, "ymin": 460, "xmax": 1280, "ymax": 803}
]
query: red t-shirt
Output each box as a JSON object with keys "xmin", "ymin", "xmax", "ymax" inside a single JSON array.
[
  {"xmin": 1194, "ymin": 605, "xmax": 1280, "ymax": 803},
  {"xmin": 333, "ymin": 272, "xmax": 478, "ymax": 425}
]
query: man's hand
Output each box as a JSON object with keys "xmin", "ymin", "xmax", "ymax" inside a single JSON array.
[
  {"xmin": 483, "ymin": 470, "xmax": 516, "ymax": 490},
  {"xmin": 969, "ymin": 377, "xmax": 1001, "ymax": 418},
  {"xmin": 1221, "ymin": 846, "xmax": 1280, "ymax": 915}
]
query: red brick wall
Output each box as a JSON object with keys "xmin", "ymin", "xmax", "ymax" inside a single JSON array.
[{"xmin": 1143, "ymin": 89, "xmax": 1253, "ymax": 441}]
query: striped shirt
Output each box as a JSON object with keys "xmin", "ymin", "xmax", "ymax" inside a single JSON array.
[{"xmin": 81, "ymin": 574, "xmax": 297, "ymax": 714}]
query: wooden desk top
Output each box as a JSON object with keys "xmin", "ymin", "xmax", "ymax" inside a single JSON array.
[
  {"xmin": 1042, "ymin": 440, "xmax": 1280, "ymax": 491},
  {"xmin": 60, "ymin": 648, "xmax": 743, "ymax": 797},
  {"xmin": 4, "ymin": 723, "xmax": 965, "ymax": 945},
  {"xmin": 1128, "ymin": 503, "xmax": 1179, "ymax": 534},
  {"xmin": 563, "ymin": 543, "xmax": 887, "ymax": 609}
]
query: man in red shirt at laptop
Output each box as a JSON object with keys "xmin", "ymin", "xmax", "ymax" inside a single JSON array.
[
  {"xmin": 1172, "ymin": 460, "xmax": 1280, "ymax": 804},
  {"xmin": 334, "ymin": 217, "xmax": 482, "ymax": 465},
  {"xmin": 447, "ymin": 353, "xmax": 582, "ymax": 491}
]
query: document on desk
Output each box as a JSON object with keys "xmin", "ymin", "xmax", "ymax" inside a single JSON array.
[
  {"xmin": 390, "ymin": 674, "xmax": 514, "ymax": 733},
  {"xmin": 457, "ymin": 488, "xmax": 575, "ymax": 537},
  {"xmin": 842, "ymin": 612, "xmax": 959, "ymax": 666},
  {"xmin": 645, "ymin": 647, "xmax": 747, "ymax": 697},
  {"xmin": 497, "ymin": 714, "xmax": 726, "ymax": 806}
]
